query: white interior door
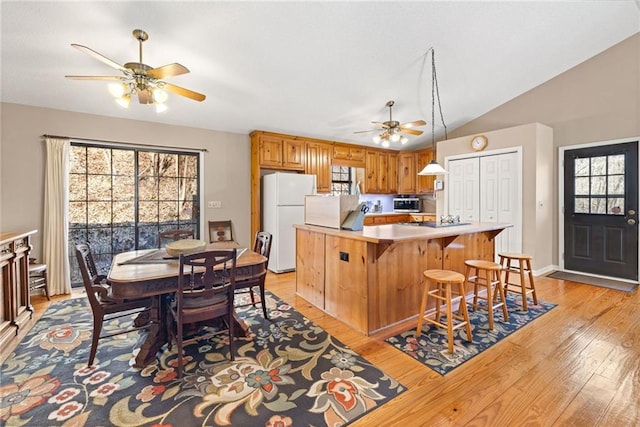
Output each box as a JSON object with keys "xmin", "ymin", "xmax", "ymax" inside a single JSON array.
[
  {"xmin": 480, "ymin": 153, "xmax": 522, "ymax": 255},
  {"xmin": 448, "ymin": 157, "xmax": 480, "ymax": 222},
  {"xmin": 447, "ymin": 150, "xmax": 522, "ymax": 259}
]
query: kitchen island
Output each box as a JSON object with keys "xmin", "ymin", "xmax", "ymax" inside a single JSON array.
[{"xmin": 294, "ymin": 222, "xmax": 512, "ymax": 336}]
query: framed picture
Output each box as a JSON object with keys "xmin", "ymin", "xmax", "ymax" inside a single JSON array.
[{"xmin": 208, "ymin": 220, "xmax": 233, "ymax": 242}]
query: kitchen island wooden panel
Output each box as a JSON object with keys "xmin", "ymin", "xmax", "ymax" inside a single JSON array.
[
  {"xmin": 294, "ymin": 223, "xmax": 511, "ymax": 335},
  {"xmin": 295, "ymin": 228, "xmax": 326, "ymax": 308}
]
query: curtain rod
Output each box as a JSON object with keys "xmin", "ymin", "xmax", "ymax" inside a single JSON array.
[{"xmin": 42, "ymin": 134, "xmax": 208, "ymax": 153}]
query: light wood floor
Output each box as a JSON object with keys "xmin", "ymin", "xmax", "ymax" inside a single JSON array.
[{"xmin": 12, "ymin": 273, "xmax": 640, "ymax": 426}]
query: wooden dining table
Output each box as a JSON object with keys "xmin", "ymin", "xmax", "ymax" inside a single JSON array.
[{"xmin": 107, "ymin": 241, "xmax": 267, "ymax": 368}]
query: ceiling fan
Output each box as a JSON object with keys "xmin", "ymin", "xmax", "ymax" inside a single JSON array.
[
  {"xmin": 354, "ymin": 100, "xmax": 426, "ymax": 147},
  {"xmin": 65, "ymin": 29, "xmax": 206, "ymax": 110}
]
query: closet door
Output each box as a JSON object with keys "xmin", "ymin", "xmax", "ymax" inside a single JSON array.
[
  {"xmin": 448, "ymin": 157, "xmax": 480, "ymax": 221},
  {"xmin": 480, "ymin": 153, "xmax": 522, "ymax": 255}
]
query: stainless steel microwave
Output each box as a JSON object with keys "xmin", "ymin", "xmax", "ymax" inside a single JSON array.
[{"xmin": 393, "ymin": 197, "xmax": 421, "ymax": 212}]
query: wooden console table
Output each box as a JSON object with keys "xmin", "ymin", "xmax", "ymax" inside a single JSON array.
[{"xmin": 0, "ymin": 230, "xmax": 36, "ymax": 350}]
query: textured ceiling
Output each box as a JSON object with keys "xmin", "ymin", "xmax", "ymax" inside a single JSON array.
[{"xmin": 2, "ymin": 1, "xmax": 639, "ymax": 150}]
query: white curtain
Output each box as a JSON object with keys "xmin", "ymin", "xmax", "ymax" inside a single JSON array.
[{"xmin": 43, "ymin": 137, "xmax": 72, "ymax": 295}]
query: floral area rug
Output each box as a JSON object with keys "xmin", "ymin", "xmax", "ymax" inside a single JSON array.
[
  {"xmin": 1, "ymin": 291, "xmax": 404, "ymax": 426},
  {"xmin": 386, "ymin": 295, "xmax": 556, "ymax": 375}
]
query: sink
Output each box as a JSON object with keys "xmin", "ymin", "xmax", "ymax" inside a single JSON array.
[
  {"xmin": 422, "ymin": 221, "xmax": 471, "ymax": 228},
  {"xmin": 398, "ymin": 221, "xmax": 471, "ymax": 228}
]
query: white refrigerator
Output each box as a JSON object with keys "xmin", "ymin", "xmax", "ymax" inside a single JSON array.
[{"xmin": 262, "ymin": 172, "xmax": 317, "ymax": 273}]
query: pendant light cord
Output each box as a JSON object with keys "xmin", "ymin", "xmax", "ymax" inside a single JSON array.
[{"xmin": 431, "ymin": 48, "xmax": 448, "ymax": 152}]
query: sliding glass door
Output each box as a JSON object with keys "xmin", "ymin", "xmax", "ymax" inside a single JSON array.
[{"xmin": 68, "ymin": 143, "xmax": 200, "ymax": 285}]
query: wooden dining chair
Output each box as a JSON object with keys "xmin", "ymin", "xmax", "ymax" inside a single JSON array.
[
  {"xmin": 158, "ymin": 228, "xmax": 194, "ymax": 248},
  {"xmin": 75, "ymin": 243, "xmax": 151, "ymax": 367},
  {"xmin": 208, "ymin": 220, "xmax": 234, "ymax": 242},
  {"xmin": 166, "ymin": 249, "xmax": 237, "ymax": 378},
  {"xmin": 235, "ymin": 231, "xmax": 272, "ymax": 319}
]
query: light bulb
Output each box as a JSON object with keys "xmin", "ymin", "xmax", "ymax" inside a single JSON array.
[
  {"xmin": 390, "ymin": 133, "xmax": 401, "ymax": 143},
  {"xmin": 115, "ymin": 94, "xmax": 131, "ymax": 109},
  {"xmin": 108, "ymin": 82, "xmax": 127, "ymax": 98},
  {"xmin": 400, "ymin": 136, "xmax": 409, "ymax": 144},
  {"xmin": 372, "ymin": 135, "xmax": 381, "ymax": 144},
  {"xmin": 381, "ymin": 139, "xmax": 390, "ymax": 148},
  {"xmin": 155, "ymin": 102, "xmax": 168, "ymax": 113},
  {"xmin": 153, "ymin": 88, "xmax": 168, "ymax": 104}
]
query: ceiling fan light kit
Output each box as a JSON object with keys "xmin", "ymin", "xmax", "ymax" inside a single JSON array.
[
  {"xmin": 355, "ymin": 100, "xmax": 425, "ymax": 148},
  {"xmin": 66, "ymin": 29, "xmax": 206, "ymax": 113}
]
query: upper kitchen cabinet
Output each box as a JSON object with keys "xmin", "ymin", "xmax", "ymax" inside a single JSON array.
[
  {"xmin": 416, "ymin": 148, "xmax": 435, "ymax": 194},
  {"xmin": 387, "ymin": 152, "xmax": 398, "ymax": 194},
  {"xmin": 332, "ymin": 144, "xmax": 365, "ymax": 168},
  {"xmin": 254, "ymin": 131, "xmax": 306, "ymax": 170},
  {"xmin": 356, "ymin": 149, "xmax": 397, "ymax": 194},
  {"xmin": 397, "ymin": 152, "xmax": 416, "ymax": 194},
  {"xmin": 306, "ymin": 141, "xmax": 332, "ymax": 193}
]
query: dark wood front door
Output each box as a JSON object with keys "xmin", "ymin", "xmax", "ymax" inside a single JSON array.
[{"xmin": 564, "ymin": 141, "xmax": 638, "ymax": 280}]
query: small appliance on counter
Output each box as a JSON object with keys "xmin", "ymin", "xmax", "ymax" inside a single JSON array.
[{"xmin": 393, "ymin": 196, "xmax": 421, "ymax": 213}]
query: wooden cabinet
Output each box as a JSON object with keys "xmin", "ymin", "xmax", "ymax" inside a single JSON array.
[
  {"xmin": 359, "ymin": 151, "xmax": 379, "ymax": 193},
  {"xmin": 306, "ymin": 141, "xmax": 332, "ymax": 193},
  {"xmin": 256, "ymin": 133, "xmax": 306, "ymax": 170},
  {"xmin": 357, "ymin": 150, "xmax": 397, "ymax": 194},
  {"xmin": 257, "ymin": 134, "xmax": 283, "ymax": 168},
  {"xmin": 332, "ymin": 144, "xmax": 365, "ymax": 167},
  {"xmin": 283, "ymin": 138, "xmax": 306, "ymax": 170},
  {"xmin": 410, "ymin": 214, "xmax": 436, "ymax": 222},
  {"xmin": 398, "ymin": 152, "xmax": 417, "ymax": 194},
  {"xmin": 0, "ymin": 230, "xmax": 35, "ymax": 351},
  {"xmin": 388, "ymin": 152, "xmax": 398, "ymax": 194},
  {"xmin": 416, "ymin": 148, "xmax": 435, "ymax": 194},
  {"xmin": 363, "ymin": 214, "xmax": 410, "ymax": 225}
]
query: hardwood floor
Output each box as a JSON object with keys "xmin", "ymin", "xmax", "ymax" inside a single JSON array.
[{"xmin": 12, "ymin": 273, "xmax": 640, "ymax": 426}]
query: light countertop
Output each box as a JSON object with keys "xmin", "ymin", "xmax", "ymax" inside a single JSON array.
[
  {"xmin": 295, "ymin": 222, "xmax": 513, "ymax": 244},
  {"xmin": 365, "ymin": 212, "xmax": 436, "ymax": 216}
]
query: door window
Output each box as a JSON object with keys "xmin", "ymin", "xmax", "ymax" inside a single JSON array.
[{"xmin": 574, "ymin": 154, "xmax": 624, "ymax": 215}]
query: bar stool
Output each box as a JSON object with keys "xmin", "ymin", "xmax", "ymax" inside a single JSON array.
[
  {"xmin": 464, "ymin": 260, "xmax": 508, "ymax": 330},
  {"xmin": 29, "ymin": 262, "xmax": 50, "ymax": 300},
  {"xmin": 499, "ymin": 253, "xmax": 538, "ymax": 311},
  {"xmin": 415, "ymin": 269, "xmax": 473, "ymax": 354}
]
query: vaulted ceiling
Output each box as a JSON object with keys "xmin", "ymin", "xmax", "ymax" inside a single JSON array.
[{"xmin": 2, "ymin": 1, "xmax": 638, "ymax": 150}]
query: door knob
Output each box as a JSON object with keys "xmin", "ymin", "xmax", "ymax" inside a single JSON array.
[
  {"xmin": 628, "ymin": 218, "xmax": 636, "ymax": 225},
  {"xmin": 629, "ymin": 209, "xmax": 636, "ymax": 215}
]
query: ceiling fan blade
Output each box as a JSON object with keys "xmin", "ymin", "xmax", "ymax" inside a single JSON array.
[
  {"xmin": 71, "ymin": 44, "xmax": 128, "ymax": 72},
  {"xmin": 65, "ymin": 75, "xmax": 126, "ymax": 81},
  {"xmin": 371, "ymin": 121, "xmax": 390, "ymax": 128},
  {"xmin": 136, "ymin": 88, "xmax": 152, "ymax": 104},
  {"xmin": 163, "ymin": 82, "xmax": 206, "ymax": 102},
  {"xmin": 147, "ymin": 63, "xmax": 190, "ymax": 79},
  {"xmin": 353, "ymin": 129, "xmax": 381, "ymax": 134},
  {"xmin": 401, "ymin": 119, "xmax": 426, "ymax": 128},
  {"xmin": 400, "ymin": 128, "xmax": 423, "ymax": 136}
]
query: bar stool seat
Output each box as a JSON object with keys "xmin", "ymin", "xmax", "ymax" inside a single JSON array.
[
  {"xmin": 498, "ymin": 253, "xmax": 538, "ymax": 311},
  {"xmin": 415, "ymin": 269, "xmax": 472, "ymax": 354},
  {"xmin": 29, "ymin": 262, "xmax": 50, "ymax": 300},
  {"xmin": 464, "ymin": 260, "xmax": 508, "ymax": 330}
]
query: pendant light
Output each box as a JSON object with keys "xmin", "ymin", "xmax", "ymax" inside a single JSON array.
[{"xmin": 418, "ymin": 48, "xmax": 448, "ymax": 176}]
